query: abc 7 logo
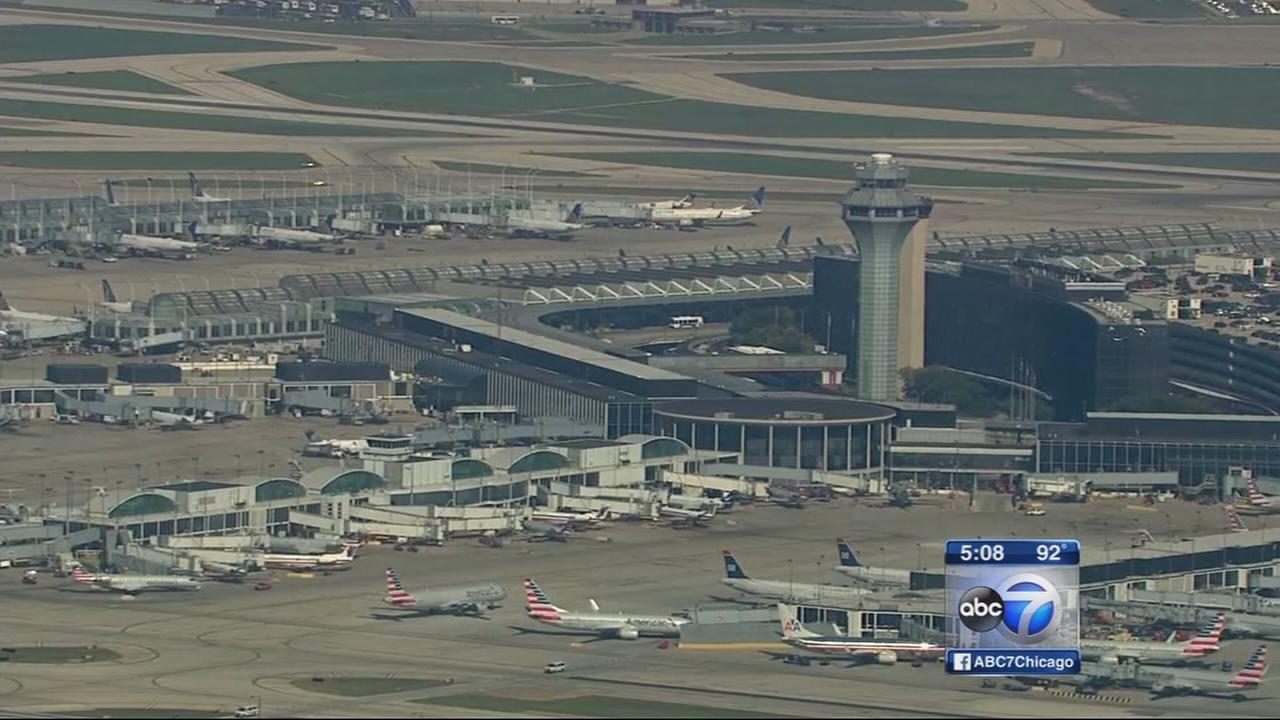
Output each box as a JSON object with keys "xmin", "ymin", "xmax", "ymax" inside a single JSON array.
[{"xmin": 957, "ymin": 573, "xmax": 1062, "ymax": 644}]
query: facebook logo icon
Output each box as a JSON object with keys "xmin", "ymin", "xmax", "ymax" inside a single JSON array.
[{"xmin": 952, "ymin": 653, "xmax": 972, "ymax": 672}]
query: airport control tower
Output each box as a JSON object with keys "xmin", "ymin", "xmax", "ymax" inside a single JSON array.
[{"xmin": 841, "ymin": 153, "xmax": 933, "ymax": 401}]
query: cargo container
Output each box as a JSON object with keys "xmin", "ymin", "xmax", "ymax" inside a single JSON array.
[
  {"xmin": 117, "ymin": 363, "xmax": 182, "ymax": 384},
  {"xmin": 46, "ymin": 363, "xmax": 108, "ymax": 384}
]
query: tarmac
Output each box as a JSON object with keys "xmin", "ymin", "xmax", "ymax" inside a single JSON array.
[{"xmin": 0, "ymin": 499, "xmax": 1275, "ymax": 718}]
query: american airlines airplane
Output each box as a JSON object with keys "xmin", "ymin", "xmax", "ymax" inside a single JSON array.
[
  {"xmin": 382, "ymin": 567, "xmax": 506, "ymax": 616},
  {"xmin": 834, "ymin": 539, "xmax": 911, "ymax": 587},
  {"xmin": 1144, "ymin": 644, "xmax": 1268, "ymax": 700},
  {"xmin": 778, "ymin": 603, "xmax": 942, "ymax": 664},
  {"xmin": 72, "ymin": 567, "xmax": 201, "ymax": 594},
  {"xmin": 0, "ymin": 290, "xmax": 86, "ymax": 343},
  {"xmin": 257, "ymin": 542, "xmax": 356, "ymax": 571},
  {"xmin": 523, "ymin": 578, "xmax": 687, "ymax": 640},
  {"xmin": 1081, "ymin": 614, "xmax": 1225, "ymax": 665},
  {"xmin": 721, "ymin": 550, "xmax": 871, "ymax": 605}
]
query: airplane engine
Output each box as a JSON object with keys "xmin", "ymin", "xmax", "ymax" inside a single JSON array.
[
  {"xmin": 618, "ymin": 627, "xmax": 640, "ymax": 640},
  {"xmin": 876, "ymin": 651, "xmax": 897, "ymax": 665}
]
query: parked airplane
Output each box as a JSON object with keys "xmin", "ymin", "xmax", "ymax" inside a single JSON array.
[
  {"xmin": 1080, "ymin": 614, "xmax": 1225, "ymax": 664},
  {"xmin": 257, "ymin": 543, "xmax": 356, "ymax": 571},
  {"xmin": 523, "ymin": 519, "xmax": 569, "ymax": 542},
  {"xmin": 529, "ymin": 507, "xmax": 607, "ymax": 527},
  {"xmin": 72, "ymin": 566, "xmax": 201, "ymax": 594},
  {"xmin": 834, "ymin": 539, "xmax": 911, "ymax": 587},
  {"xmin": 1238, "ymin": 475, "xmax": 1278, "ymax": 514},
  {"xmin": 113, "ymin": 229, "xmax": 201, "ymax": 258},
  {"xmin": 721, "ymin": 550, "xmax": 871, "ymax": 605},
  {"xmin": 190, "ymin": 172, "xmax": 229, "ymax": 203},
  {"xmin": 1085, "ymin": 596, "xmax": 1280, "ymax": 641},
  {"xmin": 767, "ymin": 486, "xmax": 804, "ymax": 509},
  {"xmin": 1227, "ymin": 505, "xmax": 1249, "ymax": 533},
  {"xmin": 0, "ymin": 290, "xmax": 86, "ymax": 343},
  {"xmin": 382, "ymin": 567, "xmax": 506, "ymax": 615},
  {"xmin": 1145, "ymin": 644, "xmax": 1268, "ymax": 700},
  {"xmin": 198, "ymin": 559, "xmax": 253, "ymax": 581},
  {"xmin": 775, "ymin": 225, "xmax": 791, "ymax": 249},
  {"xmin": 504, "ymin": 203, "xmax": 585, "ymax": 239},
  {"xmin": 659, "ymin": 504, "xmax": 716, "ymax": 525},
  {"xmin": 151, "ymin": 410, "xmax": 203, "ymax": 428},
  {"xmin": 522, "ymin": 578, "xmax": 688, "ymax": 640},
  {"xmin": 252, "ymin": 218, "xmax": 338, "ymax": 248},
  {"xmin": 647, "ymin": 187, "xmax": 765, "ymax": 227},
  {"xmin": 98, "ymin": 279, "xmax": 133, "ymax": 313},
  {"xmin": 778, "ymin": 603, "xmax": 943, "ymax": 664}
]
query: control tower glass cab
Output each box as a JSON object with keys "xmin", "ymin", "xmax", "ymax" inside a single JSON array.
[{"xmin": 841, "ymin": 153, "xmax": 934, "ymax": 401}]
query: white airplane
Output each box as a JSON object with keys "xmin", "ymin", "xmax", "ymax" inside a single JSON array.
[
  {"xmin": 529, "ymin": 507, "xmax": 607, "ymax": 527},
  {"xmin": 647, "ymin": 187, "xmax": 765, "ymax": 227},
  {"xmin": 503, "ymin": 203, "xmax": 585, "ymax": 239},
  {"xmin": 98, "ymin": 279, "xmax": 133, "ymax": 314},
  {"xmin": 834, "ymin": 539, "xmax": 911, "ymax": 587},
  {"xmin": 151, "ymin": 410, "xmax": 203, "ymax": 427},
  {"xmin": 114, "ymin": 230, "xmax": 201, "ymax": 257},
  {"xmin": 721, "ymin": 550, "xmax": 871, "ymax": 605},
  {"xmin": 189, "ymin": 172, "xmax": 229, "ymax": 203},
  {"xmin": 0, "ymin": 290, "xmax": 86, "ymax": 343},
  {"xmin": 1145, "ymin": 644, "xmax": 1268, "ymax": 700},
  {"xmin": 778, "ymin": 603, "xmax": 943, "ymax": 664},
  {"xmin": 252, "ymin": 221, "xmax": 338, "ymax": 247},
  {"xmin": 382, "ymin": 567, "xmax": 506, "ymax": 616},
  {"xmin": 1081, "ymin": 614, "xmax": 1225, "ymax": 665},
  {"xmin": 523, "ymin": 578, "xmax": 688, "ymax": 640},
  {"xmin": 258, "ymin": 543, "xmax": 356, "ymax": 571},
  {"xmin": 638, "ymin": 192, "xmax": 697, "ymax": 211},
  {"xmin": 659, "ymin": 504, "xmax": 716, "ymax": 525},
  {"xmin": 72, "ymin": 566, "xmax": 201, "ymax": 594}
]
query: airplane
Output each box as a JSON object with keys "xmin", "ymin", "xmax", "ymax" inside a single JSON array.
[
  {"xmin": 503, "ymin": 203, "xmax": 585, "ymax": 239},
  {"xmin": 382, "ymin": 567, "xmax": 506, "ymax": 616},
  {"xmin": 1085, "ymin": 596, "xmax": 1280, "ymax": 641},
  {"xmin": 190, "ymin": 172, "xmax": 229, "ymax": 203},
  {"xmin": 637, "ymin": 192, "xmax": 697, "ymax": 211},
  {"xmin": 252, "ymin": 218, "xmax": 339, "ymax": 248},
  {"xmin": 721, "ymin": 550, "xmax": 871, "ymax": 605},
  {"xmin": 151, "ymin": 410, "xmax": 202, "ymax": 428},
  {"xmin": 1080, "ymin": 614, "xmax": 1225, "ymax": 665},
  {"xmin": 522, "ymin": 578, "xmax": 688, "ymax": 640},
  {"xmin": 257, "ymin": 542, "xmax": 356, "ymax": 571},
  {"xmin": 98, "ymin": 279, "xmax": 133, "ymax": 313},
  {"xmin": 104, "ymin": 178, "xmax": 120, "ymax": 206},
  {"xmin": 113, "ymin": 229, "xmax": 201, "ymax": 258},
  {"xmin": 834, "ymin": 539, "xmax": 911, "ymax": 588},
  {"xmin": 767, "ymin": 486, "xmax": 804, "ymax": 509},
  {"xmin": 198, "ymin": 559, "xmax": 253, "ymax": 581},
  {"xmin": 0, "ymin": 290, "xmax": 87, "ymax": 343},
  {"xmin": 72, "ymin": 566, "xmax": 201, "ymax": 594},
  {"xmin": 523, "ymin": 519, "xmax": 569, "ymax": 542},
  {"xmin": 1144, "ymin": 644, "xmax": 1268, "ymax": 700},
  {"xmin": 1237, "ymin": 475, "xmax": 1278, "ymax": 515},
  {"xmin": 778, "ymin": 603, "xmax": 943, "ymax": 664},
  {"xmin": 646, "ymin": 187, "xmax": 765, "ymax": 227},
  {"xmin": 529, "ymin": 507, "xmax": 607, "ymax": 528},
  {"xmin": 776, "ymin": 225, "xmax": 791, "ymax": 249}
]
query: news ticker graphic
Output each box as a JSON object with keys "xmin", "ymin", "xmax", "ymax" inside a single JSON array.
[{"xmin": 946, "ymin": 539, "xmax": 1081, "ymax": 676}]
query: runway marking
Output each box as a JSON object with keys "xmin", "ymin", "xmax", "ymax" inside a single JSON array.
[
  {"xmin": 1207, "ymin": 205, "xmax": 1279, "ymax": 212},
  {"xmin": 676, "ymin": 642, "xmax": 790, "ymax": 651},
  {"xmin": 1044, "ymin": 688, "xmax": 1132, "ymax": 704},
  {"xmin": 1126, "ymin": 505, "xmax": 1158, "ymax": 512}
]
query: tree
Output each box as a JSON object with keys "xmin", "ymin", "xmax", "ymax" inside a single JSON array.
[
  {"xmin": 900, "ymin": 366, "xmax": 1000, "ymax": 417},
  {"xmin": 729, "ymin": 306, "xmax": 814, "ymax": 353}
]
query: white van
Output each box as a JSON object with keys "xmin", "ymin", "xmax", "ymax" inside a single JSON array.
[
  {"xmin": 544, "ymin": 661, "xmax": 566, "ymax": 674},
  {"xmin": 234, "ymin": 705, "xmax": 260, "ymax": 719}
]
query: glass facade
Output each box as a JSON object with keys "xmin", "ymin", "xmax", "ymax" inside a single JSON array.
[
  {"xmin": 655, "ymin": 415, "xmax": 889, "ymax": 473},
  {"xmin": 1037, "ymin": 439, "xmax": 1280, "ymax": 484}
]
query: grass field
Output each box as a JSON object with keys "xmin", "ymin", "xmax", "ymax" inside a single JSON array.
[
  {"xmin": 628, "ymin": 24, "xmax": 995, "ymax": 46},
  {"xmin": 0, "ymin": 646, "xmax": 121, "ymax": 663},
  {"xmin": 1085, "ymin": 0, "xmax": 1208, "ymax": 17},
  {"xmin": 1032, "ymin": 152, "xmax": 1280, "ymax": 173},
  {"xmin": 292, "ymin": 677, "xmax": 447, "ymax": 697},
  {"xmin": 677, "ymin": 41, "xmax": 1034, "ymax": 62},
  {"xmin": 0, "ymin": 98, "xmax": 454, "ymax": 137},
  {"xmin": 63, "ymin": 710, "xmax": 220, "ymax": 719},
  {"xmin": 114, "ymin": 178, "xmax": 318, "ymax": 189},
  {"xmin": 0, "ymin": 127, "xmax": 89, "ymax": 137},
  {"xmin": 726, "ymin": 66, "xmax": 1280, "ymax": 129},
  {"xmin": 0, "ymin": 24, "xmax": 320, "ymax": 63},
  {"xmin": 203, "ymin": 17, "xmax": 527, "ymax": 42},
  {"xmin": 0, "ymin": 151, "xmax": 317, "ymax": 170},
  {"xmin": 4, "ymin": 70, "xmax": 189, "ymax": 95},
  {"xmin": 548, "ymin": 151, "xmax": 1175, "ymax": 189},
  {"xmin": 229, "ymin": 60, "xmax": 1126, "ymax": 139},
  {"xmin": 529, "ymin": 21, "xmax": 623, "ymax": 34},
  {"xmin": 434, "ymin": 161, "xmax": 599, "ymax": 177},
  {"xmin": 705, "ymin": 0, "xmax": 966, "ymax": 8},
  {"xmin": 418, "ymin": 693, "xmax": 786, "ymax": 719}
]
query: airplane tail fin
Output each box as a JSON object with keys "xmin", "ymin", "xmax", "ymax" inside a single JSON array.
[
  {"xmin": 0, "ymin": 290, "xmax": 11, "ymax": 312},
  {"xmin": 778, "ymin": 603, "xmax": 818, "ymax": 639},
  {"xmin": 384, "ymin": 567, "xmax": 416, "ymax": 607},
  {"xmin": 1228, "ymin": 506, "xmax": 1249, "ymax": 533},
  {"xmin": 565, "ymin": 203, "xmax": 583, "ymax": 224},
  {"xmin": 836, "ymin": 538, "xmax": 860, "ymax": 568},
  {"xmin": 71, "ymin": 567, "xmax": 95, "ymax": 584},
  {"xmin": 104, "ymin": 178, "xmax": 117, "ymax": 206},
  {"xmin": 523, "ymin": 578, "xmax": 565, "ymax": 617},
  {"xmin": 776, "ymin": 225, "xmax": 791, "ymax": 249},
  {"xmin": 1230, "ymin": 645, "xmax": 1268, "ymax": 686},
  {"xmin": 1185, "ymin": 613, "xmax": 1226, "ymax": 654},
  {"xmin": 1248, "ymin": 477, "xmax": 1273, "ymax": 508},
  {"xmin": 722, "ymin": 550, "xmax": 748, "ymax": 580},
  {"xmin": 189, "ymin": 172, "xmax": 202, "ymax": 199},
  {"xmin": 748, "ymin": 186, "xmax": 766, "ymax": 210},
  {"xmin": 588, "ymin": 598, "xmax": 601, "ymax": 613},
  {"xmin": 101, "ymin": 279, "xmax": 117, "ymax": 304}
]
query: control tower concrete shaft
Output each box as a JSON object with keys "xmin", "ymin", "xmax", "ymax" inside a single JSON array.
[{"xmin": 841, "ymin": 153, "xmax": 933, "ymax": 401}]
